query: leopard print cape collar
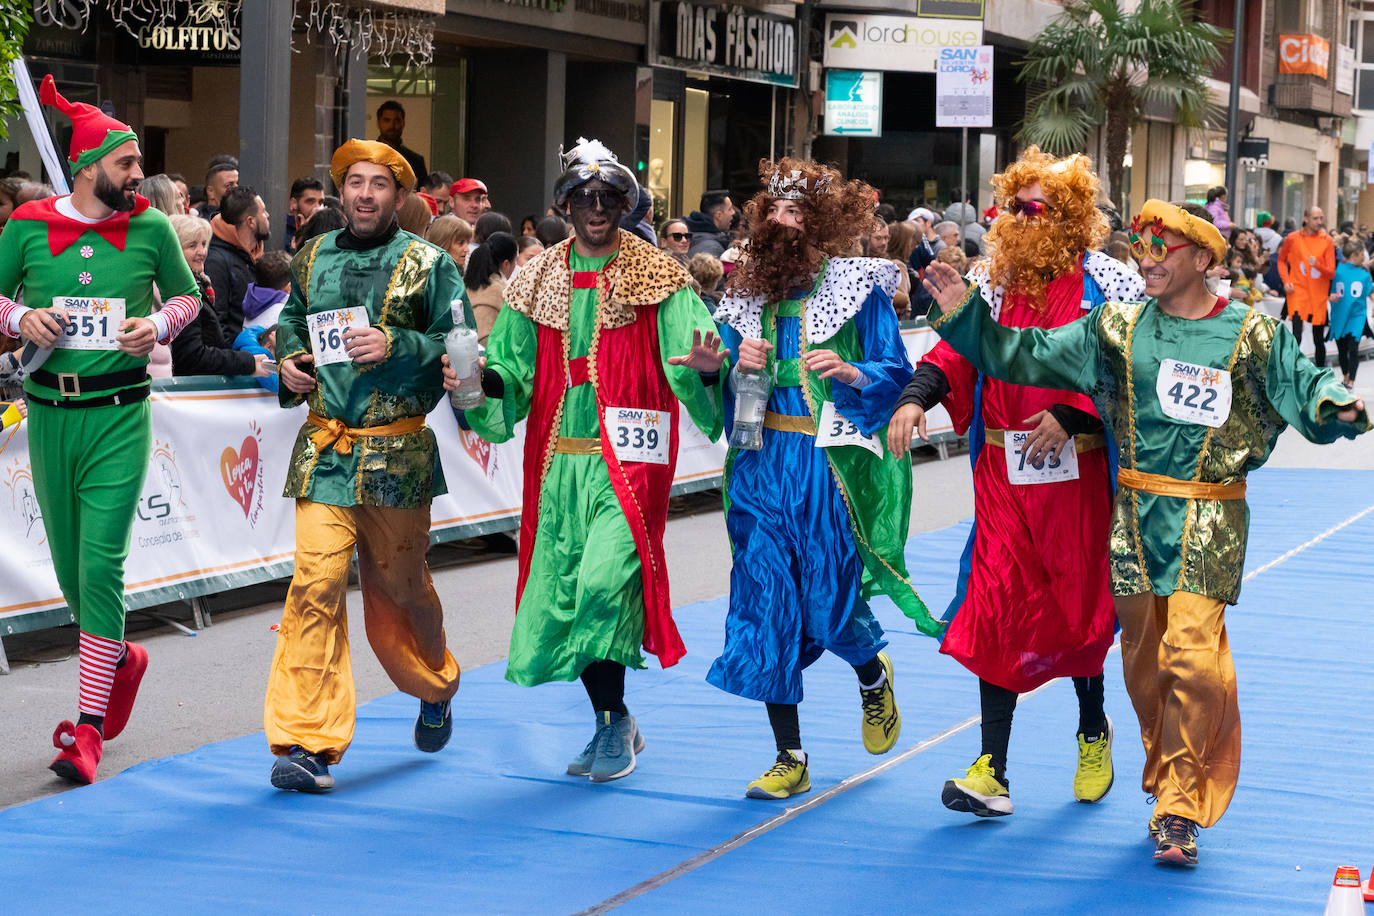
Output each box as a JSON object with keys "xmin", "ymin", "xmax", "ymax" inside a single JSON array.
[
  {"xmin": 503, "ymin": 229, "xmax": 694, "ymax": 331},
  {"xmin": 714, "ymin": 257, "xmax": 901, "ymax": 343}
]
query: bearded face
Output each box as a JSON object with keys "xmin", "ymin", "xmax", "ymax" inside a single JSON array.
[
  {"xmin": 726, "ymin": 216, "xmax": 821, "ymax": 303},
  {"xmin": 93, "ymin": 161, "xmax": 138, "ymax": 213},
  {"xmin": 984, "ymin": 196, "xmax": 1092, "ymax": 308}
]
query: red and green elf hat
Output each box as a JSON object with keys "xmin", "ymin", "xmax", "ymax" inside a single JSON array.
[{"xmin": 39, "ymin": 74, "xmax": 138, "ymax": 171}]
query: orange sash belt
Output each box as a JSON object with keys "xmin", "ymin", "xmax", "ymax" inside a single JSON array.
[
  {"xmin": 1117, "ymin": 467, "xmax": 1246, "ymax": 501},
  {"xmin": 308, "ymin": 411, "xmax": 426, "ymax": 454}
]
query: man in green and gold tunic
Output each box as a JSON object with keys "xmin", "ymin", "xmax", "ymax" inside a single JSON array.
[
  {"xmin": 922, "ymin": 199, "xmax": 1368, "ymax": 866},
  {"xmin": 265, "ymin": 140, "xmax": 466, "ymax": 793},
  {"xmin": 452, "ymin": 137, "xmax": 725, "ymax": 783}
]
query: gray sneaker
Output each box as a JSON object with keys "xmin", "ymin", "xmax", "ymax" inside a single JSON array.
[
  {"xmin": 588, "ymin": 710, "xmax": 645, "ymax": 783},
  {"xmin": 271, "ymin": 746, "xmax": 335, "ymax": 793}
]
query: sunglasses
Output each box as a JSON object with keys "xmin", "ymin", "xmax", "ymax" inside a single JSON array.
[
  {"xmin": 668, "ymin": 232, "xmax": 691, "ymax": 241},
  {"xmin": 1008, "ymin": 198, "xmax": 1052, "ymax": 219},
  {"xmin": 569, "ymin": 188, "xmax": 622, "ymax": 210},
  {"xmin": 1129, "ymin": 234, "xmax": 1195, "ymax": 262}
]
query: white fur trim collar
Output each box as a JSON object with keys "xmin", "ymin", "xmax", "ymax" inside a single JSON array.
[
  {"xmin": 715, "ymin": 257, "xmax": 900, "ymax": 343},
  {"xmin": 969, "ymin": 249, "xmax": 1146, "ymax": 320}
]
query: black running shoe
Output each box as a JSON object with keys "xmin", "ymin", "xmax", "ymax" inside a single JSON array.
[
  {"xmin": 1153, "ymin": 814, "xmax": 1199, "ymax": 866},
  {"xmin": 414, "ymin": 698, "xmax": 453, "ymax": 753},
  {"xmin": 271, "ymin": 746, "xmax": 335, "ymax": 792}
]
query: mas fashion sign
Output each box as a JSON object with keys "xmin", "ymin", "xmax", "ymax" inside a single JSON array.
[
  {"xmin": 651, "ymin": 1, "xmax": 799, "ymax": 87},
  {"xmin": 824, "ymin": 13, "xmax": 982, "ymax": 73}
]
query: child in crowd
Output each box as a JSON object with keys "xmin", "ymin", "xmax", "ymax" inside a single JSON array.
[
  {"xmin": 242, "ymin": 250, "xmax": 291, "ymax": 328},
  {"xmin": 235, "ymin": 251, "xmax": 289, "ymax": 394},
  {"xmin": 1329, "ymin": 238, "xmax": 1371, "ymax": 390}
]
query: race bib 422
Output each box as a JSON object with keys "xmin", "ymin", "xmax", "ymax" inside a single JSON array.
[{"xmin": 1156, "ymin": 359, "xmax": 1232, "ymax": 428}]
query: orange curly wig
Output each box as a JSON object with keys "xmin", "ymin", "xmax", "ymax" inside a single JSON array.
[
  {"xmin": 725, "ymin": 158, "xmax": 878, "ymax": 301},
  {"xmin": 983, "ymin": 147, "xmax": 1108, "ymax": 309}
]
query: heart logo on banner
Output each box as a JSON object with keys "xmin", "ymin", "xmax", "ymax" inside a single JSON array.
[
  {"xmin": 220, "ymin": 436, "xmax": 259, "ymax": 518},
  {"xmin": 459, "ymin": 428, "xmax": 493, "ymax": 477}
]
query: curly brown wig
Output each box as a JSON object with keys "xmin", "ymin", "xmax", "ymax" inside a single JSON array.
[
  {"xmin": 725, "ymin": 158, "xmax": 878, "ymax": 301},
  {"xmin": 983, "ymin": 146, "xmax": 1108, "ymax": 309}
]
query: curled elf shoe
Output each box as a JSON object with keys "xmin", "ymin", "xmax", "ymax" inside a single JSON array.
[
  {"xmin": 102, "ymin": 641, "xmax": 148, "ymax": 741},
  {"xmin": 49, "ymin": 720, "xmax": 103, "ymax": 785}
]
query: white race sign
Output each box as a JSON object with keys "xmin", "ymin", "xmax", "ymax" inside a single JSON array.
[
  {"xmin": 1004, "ymin": 430, "xmax": 1080, "ymax": 485},
  {"xmin": 605, "ymin": 407, "xmax": 671, "ymax": 465},
  {"xmin": 307, "ymin": 307, "xmax": 372, "ymax": 366},
  {"xmin": 935, "ymin": 44, "xmax": 993, "ymax": 128},
  {"xmin": 1156, "ymin": 360, "xmax": 1232, "ymax": 428},
  {"xmin": 52, "ymin": 297, "xmax": 125, "ymax": 351},
  {"xmin": 815, "ymin": 401, "xmax": 883, "ymax": 457}
]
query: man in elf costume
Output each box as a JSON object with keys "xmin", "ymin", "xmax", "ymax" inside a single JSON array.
[
  {"xmin": 923, "ymin": 200, "xmax": 1368, "ymax": 866},
  {"xmin": 451, "ymin": 138, "xmax": 725, "ymax": 783},
  {"xmin": 888, "ymin": 148, "xmax": 1143, "ymax": 818},
  {"xmin": 266, "ymin": 140, "xmax": 465, "ymax": 792},
  {"xmin": 0, "ymin": 77, "xmax": 201, "ymax": 783},
  {"xmin": 708, "ymin": 159, "xmax": 931, "ymax": 800}
]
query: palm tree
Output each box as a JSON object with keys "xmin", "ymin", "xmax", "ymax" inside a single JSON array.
[
  {"xmin": 0, "ymin": 6, "xmax": 33, "ymax": 142},
  {"xmin": 1017, "ymin": 0, "xmax": 1228, "ymax": 211}
]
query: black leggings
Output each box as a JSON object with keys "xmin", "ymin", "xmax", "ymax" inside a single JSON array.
[
  {"xmin": 978, "ymin": 675, "xmax": 1106, "ymax": 783},
  {"xmin": 1336, "ymin": 335, "xmax": 1361, "ymax": 380},
  {"xmin": 579, "ymin": 660, "xmax": 627, "ymax": 716},
  {"xmin": 1292, "ymin": 316, "xmax": 1328, "ymax": 367},
  {"xmin": 763, "ymin": 656, "xmax": 887, "ymax": 752}
]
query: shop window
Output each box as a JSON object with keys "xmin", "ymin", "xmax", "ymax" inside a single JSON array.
[
  {"xmin": 1353, "ymin": 15, "xmax": 1374, "ymax": 112},
  {"xmin": 649, "ymin": 98, "xmax": 676, "ymax": 219}
]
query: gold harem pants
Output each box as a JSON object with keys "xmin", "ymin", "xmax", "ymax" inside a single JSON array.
[
  {"xmin": 1115, "ymin": 591, "xmax": 1241, "ymax": 828},
  {"xmin": 265, "ymin": 499, "xmax": 461, "ymax": 763}
]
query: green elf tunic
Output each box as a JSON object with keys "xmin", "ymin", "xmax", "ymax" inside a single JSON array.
[
  {"xmin": 467, "ymin": 232, "xmax": 723, "ymax": 685},
  {"xmin": 277, "ymin": 226, "xmax": 466, "ymax": 508},
  {"xmin": 0, "ymin": 196, "xmax": 197, "ymax": 641},
  {"xmin": 928, "ymin": 289, "xmax": 1370, "ymax": 604}
]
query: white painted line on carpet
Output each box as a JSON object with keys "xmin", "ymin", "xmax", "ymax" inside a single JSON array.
[
  {"xmin": 1240, "ymin": 502, "xmax": 1374, "ymax": 583},
  {"xmin": 575, "ymin": 501, "xmax": 1374, "ymax": 915}
]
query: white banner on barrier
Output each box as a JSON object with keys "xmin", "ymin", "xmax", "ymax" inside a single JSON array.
[{"xmin": 0, "ymin": 388, "xmax": 728, "ymax": 623}]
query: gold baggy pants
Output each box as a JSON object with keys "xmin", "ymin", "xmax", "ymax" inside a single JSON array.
[
  {"xmin": 265, "ymin": 499, "xmax": 461, "ymax": 763},
  {"xmin": 1115, "ymin": 591, "xmax": 1241, "ymax": 828}
]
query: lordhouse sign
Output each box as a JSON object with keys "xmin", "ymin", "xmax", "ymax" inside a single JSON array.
[{"xmin": 824, "ymin": 12, "xmax": 982, "ymax": 73}]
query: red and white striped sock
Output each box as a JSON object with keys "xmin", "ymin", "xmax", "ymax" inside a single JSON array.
[{"xmin": 78, "ymin": 631, "xmax": 123, "ymax": 717}]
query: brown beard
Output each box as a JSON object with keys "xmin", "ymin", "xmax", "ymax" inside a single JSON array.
[
  {"xmin": 985, "ymin": 217, "xmax": 1084, "ymax": 308},
  {"xmin": 725, "ymin": 221, "xmax": 821, "ymax": 302}
]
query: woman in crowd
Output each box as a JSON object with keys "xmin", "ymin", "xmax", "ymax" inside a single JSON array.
[
  {"xmin": 474, "ymin": 211, "xmax": 513, "ymax": 245},
  {"xmin": 137, "ymin": 174, "xmax": 181, "ymax": 216},
  {"xmin": 520, "ymin": 215, "xmax": 539, "ymax": 238},
  {"xmin": 293, "ymin": 206, "xmax": 346, "ymax": 251},
  {"xmin": 884, "ymin": 220, "xmax": 916, "ymax": 319},
  {"xmin": 661, "ymin": 218, "xmax": 691, "ymax": 264},
  {"xmin": 516, "ymin": 236, "xmax": 544, "ymax": 266},
  {"xmin": 425, "ymin": 214, "xmax": 475, "ymax": 272},
  {"xmin": 398, "ymin": 193, "xmax": 433, "ymax": 235},
  {"xmin": 535, "ymin": 215, "xmax": 569, "ymax": 248},
  {"xmin": 167, "ymin": 213, "xmax": 273, "ymax": 379},
  {"xmin": 687, "ymin": 251, "xmax": 723, "ymax": 313},
  {"xmin": 464, "ymin": 230, "xmax": 518, "ymax": 345}
]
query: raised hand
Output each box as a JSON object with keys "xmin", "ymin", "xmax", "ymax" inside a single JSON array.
[
  {"xmin": 667, "ymin": 328, "xmax": 727, "ymax": 373},
  {"xmin": 922, "ymin": 262, "xmax": 969, "ymax": 311}
]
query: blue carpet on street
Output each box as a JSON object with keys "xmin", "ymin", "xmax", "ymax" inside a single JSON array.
[{"xmin": 1, "ymin": 467, "xmax": 1371, "ymax": 914}]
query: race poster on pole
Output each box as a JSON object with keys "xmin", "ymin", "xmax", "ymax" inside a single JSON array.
[{"xmin": 935, "ymin": 45, "xmax": 993, "ymax": 128}]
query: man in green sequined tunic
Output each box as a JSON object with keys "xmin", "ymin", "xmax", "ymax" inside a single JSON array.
[
  {"xmin": 923, "ymin": 199, "xmax": 1368, "ymax": 866},
  {"xmin": 264, "ymin": 140, "xmax": 466, "ymax": 793}
]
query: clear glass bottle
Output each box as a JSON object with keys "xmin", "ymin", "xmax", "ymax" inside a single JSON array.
[
  {"xmin": 445, "ymin": 301, "xmax": 485, "ymax": 410},
  {"xmin": 728, "ymin": 366, "xmax": 773, "ymax": 451}
]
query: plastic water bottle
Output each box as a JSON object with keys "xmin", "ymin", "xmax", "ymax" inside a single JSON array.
[
  {"xmin": 728, "ymin": 366, "xmax": 773, "ymax": 450},
  {"xmin": 445, "ymin": 301, "xmax": 484, "ymax": 410}
]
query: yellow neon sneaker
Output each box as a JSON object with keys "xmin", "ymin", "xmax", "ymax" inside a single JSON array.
[
  {"xmin": 1073, "ymin": 715, "xmax": 1114, "ymax": 803},
  {"xmin": 745, "ymin": 750, "xmax": 810, "ymax": 800},
  {"xmin": 859, "ymin": 652, "xmax": 901, "ymax": 754},
  {"xmin": 942, "ymin": 753, "xmax": 1013, "ymax": 817}
]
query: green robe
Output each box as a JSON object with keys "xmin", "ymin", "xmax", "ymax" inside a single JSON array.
[
  {"xmin": 467, "ymin": 246, "xmax": 723, "ymax": 684},
  {"xmin": 928, "ymin": 289, "xmax": 1370, "ymax": 603},
  {"xmin": 277, "ymin": 227, "xmax": 467, "ymax": 509}
]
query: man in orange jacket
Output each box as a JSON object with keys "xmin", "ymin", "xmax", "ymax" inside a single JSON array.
[{"xmin": 1276, "ymin": 206, "xmax": 1335, "ymax": 366}]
